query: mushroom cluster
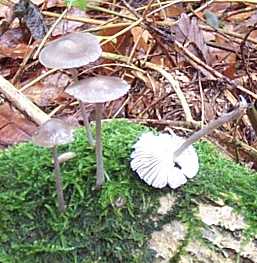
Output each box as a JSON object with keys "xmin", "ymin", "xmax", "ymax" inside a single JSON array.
[
  {"xmin": 39, "ymin": 32, "xmax": 102, "ymax": 146},
  {"xmin": 38, "ymin": 32, "xmax": 130, "ymax": 189}
]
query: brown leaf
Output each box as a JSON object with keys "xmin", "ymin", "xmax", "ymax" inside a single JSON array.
[
  {"xmin": 0, "ymin": 27, "xmax": 31, "ymax": 58},
  {"xmin": 131, "ymin": 26, "xmax": 150, "ymax": 52},
  {"xmin": 100, "ymin": 26, "xmax": 132, "ymax": 55},
  {"xmin": 165, "ymin": 5, "xmax": 184, "ymax": 17},
  {"xmin": 0, "ymin": 104, "xmax": 36, "ymax": 146},
  {"xmin": 0, "ymin": 43, "xmax": 32, "ymax": 59},
  {"xmin": 172, "ymin": 13, "xmax": 211, "ymax": 65},
  {"xmin": 24, "ymin": 72, "xmax": 71, "ymax": 107},
  {"xmin": 223, "ymin": 63, "xmax": 236, "ymax": 79}
]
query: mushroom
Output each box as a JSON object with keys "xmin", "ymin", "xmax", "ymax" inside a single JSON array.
[
  {"xmin": 131, "ymin": 132, "xmax": 198, "ymax": 189},
  {"xmin": 66, "ymin": 76, "xmax": 130, "ymax": 188},
  {"xmin": 39, "ymin": 32, "xmax": 102, "ymax": 69},
  {"xmin": 38, "ymin": 32, "xmax": 102, "ymax": 146},
  {"xmin": 32, "ymin": 118, "xmax": 74, "ymax": 212},
  {"xmin": 131, "ymin": 100, "xmax": 248, "ymax": 189}
]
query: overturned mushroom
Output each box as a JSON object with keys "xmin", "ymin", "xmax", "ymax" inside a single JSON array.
[
  {"xmin": 32, "ymin": 118, "xmax": 74, "ymax": 212},
  {"xmin": 39, "ymin": 32, "xmax": 102, "ymax": 146},
  {"xmin": 66, "ymin": 76, "xmax": 130, "ymax": 188},
  {"xmin": 131, "ymin": 132, "xmax": 198, "ymax": 189},
  {"xmin": 131, "ymin": 100, "xmax": 248, "ymax": 189}
]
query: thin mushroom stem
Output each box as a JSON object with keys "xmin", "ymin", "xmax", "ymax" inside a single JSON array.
[
  {"xmin": 79, "ymin": 100, "xmax": 95, "ymax": 146},
  {"xmin": 95, "ymin": 102, "xmax": 105, "ymax": 188},
  {"xmin": 52, "ymin": 146, "xmax": 66, "ymax": 212},
  {"xmin": 174, "ymin": 105, "xmax": 246, "ymax": 159},
  {"xmin": 70, "ymin": 69, "xmax": 95, "ymax": 146}
]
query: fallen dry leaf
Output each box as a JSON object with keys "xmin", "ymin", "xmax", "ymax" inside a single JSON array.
[
  {"xmin": 24, "ymin": 72, "xmax": 71, "ymax": 107},
  {"xmin": 0, "ymin": 104, "xmax": 36, "ymax": 147},
  {"xmin": 131, "ymin": 26, "xmax": 150, "ymax": 52},
  {"xmin": 171, "ymin": 13, "xmax": 211, "ymax": 65}
]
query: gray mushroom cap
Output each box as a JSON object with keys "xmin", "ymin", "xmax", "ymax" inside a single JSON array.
[
  {"xmin": 66, "ymin": 76, "xmax": 130, "ymax": 103},
  {"xmin": 32, "ymin": 118, "xmax": 74, "ymax": 148},
  {"xmin": 39, "ymin": 32, "xmax": 102, "ymax": 69}
]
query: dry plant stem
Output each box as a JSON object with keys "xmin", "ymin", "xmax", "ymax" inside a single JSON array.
[
  {"xmin": 174, "ymin": 106, "xmax": 245, "ymax": 158},
  {"xmin": 95, "ymin": 103, "xmax": 105, "ymax": 188},
  {"xmin": 79, "ymin": 100, "xmax": 95, "ymax": 146},
  {"xmin": 33, "ymin": 8, "xmax": 69, "ymax": 59},
  {"xmin": 173, "ymin": 41, "xmax": 257, "ymax": 99},
  {"xmin": 20, "ymin": 68, "xmax": 58, "ymax": 92},
  {"xmin": 52, "ymin": 146, "xmax": 65, "ymax": 213},
  {"xmin": 101, "ymin": 52, "xmax": 193, "ymax": 122},
  {"xmin": 100, "ymin": 18, "xmax": 143, "ymax": 46},
  {"xmin": 12, "ymin": 42, "xmax": 36, "ymax": 84},
  {"xmin": 42, "ymin": 11, "xmax": 104, "ymax": 25},
  {"xmin": 0, "ymin": 76, "xmax": 49, "ymax": 125}
]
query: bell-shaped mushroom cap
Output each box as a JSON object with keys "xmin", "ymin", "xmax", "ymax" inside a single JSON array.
[
  {"xmin": 32, "ymin": 118, "xmax": 74, "ymax": 148},
  {"xmin": 39, "ymin": 32, "xmax": 102, "ymax": 69},
  {"xmin": 66, "ymin": 76, "xmax": 130, "ymax": 103},
  {"xmin": 130, "ymin": 132, "xmax": 199, "ymax": 189}
]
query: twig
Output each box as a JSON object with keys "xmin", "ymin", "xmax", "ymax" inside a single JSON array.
[
  {"xmin": 20, "ymin": 68, "xmax": 58, "ymax": 92},
  {"xmin": 173, "ymin": 40, "xmax": 257, "ymax": 99},
  {"xmin": 100, "ymin": 18, "xmax": 143, "ymax": 46},
  {"xmin": 33, "ymin": 8, "xmax": 69, "ymax": 59},
  {"xmin": 0, "ymin": 76, "xmax": 49, "ymax": 125},
  {"xmin": 102, "ymin": 52, "xmax": 194, "ymax": 122},
  {"xmin": 42, "ymin": 11, "xmax": 105, "ymax": 25},
  {"xmin": 240, "ymin": 24, "xmax": 257, "ymax": 90}
]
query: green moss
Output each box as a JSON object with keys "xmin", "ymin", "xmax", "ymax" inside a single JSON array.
[
  {"xmin": 179, "ymin": 142, "xmax": 257, "ymax": 237},
  {"xmin": 0, "ymin": 119, "xmax": 257, "ymax": 262}
]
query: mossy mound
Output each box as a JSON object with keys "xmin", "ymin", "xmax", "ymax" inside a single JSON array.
[{"xmin": 0, "ymin": 120, "xmax": 257, "ymax": 262}]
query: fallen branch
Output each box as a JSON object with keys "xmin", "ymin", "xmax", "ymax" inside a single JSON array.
[{"xmin": 0, "ymin": 76, "xmax": 50, "ymax": 125}]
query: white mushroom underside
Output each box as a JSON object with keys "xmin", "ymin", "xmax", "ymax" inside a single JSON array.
[{"xmin": 130, "ymin": 132, "xmax": 199, "ymax": 189}]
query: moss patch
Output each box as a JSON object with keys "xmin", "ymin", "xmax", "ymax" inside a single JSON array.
[{"xmin": 0, "ymin": 120, "xmax": 257, "ymax": 262}]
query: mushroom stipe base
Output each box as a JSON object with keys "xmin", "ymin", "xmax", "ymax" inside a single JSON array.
[{"xmin": 1, "ymin": 120, "xmax": 257, "ymax": 262}]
